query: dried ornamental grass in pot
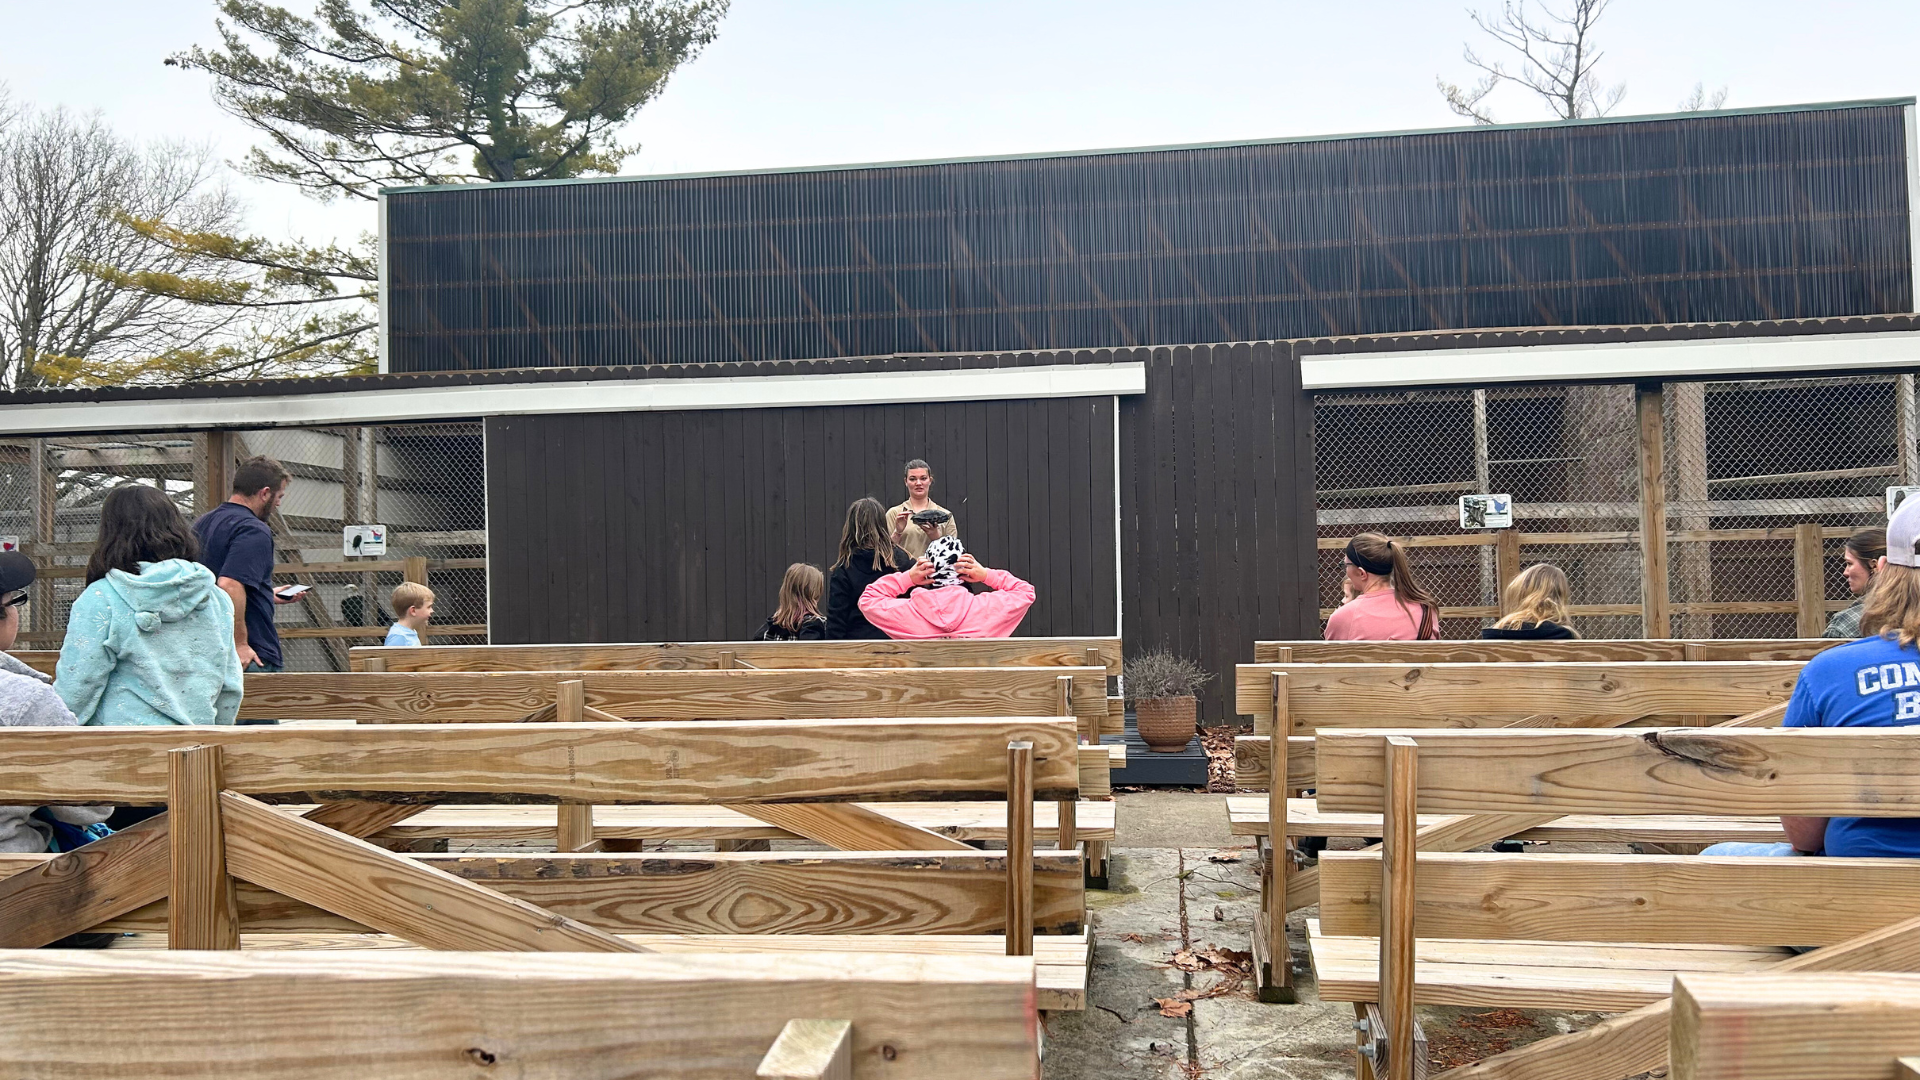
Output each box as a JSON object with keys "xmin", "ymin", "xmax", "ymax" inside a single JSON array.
[{"xmin": 1124, "ymin": 651, "xmax": 1213, "ymax": 753}]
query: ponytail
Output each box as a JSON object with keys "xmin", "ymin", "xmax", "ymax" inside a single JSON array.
[{"xmin": 1346, "ymin": 532, "xmax": 1440, "ymax": 639}]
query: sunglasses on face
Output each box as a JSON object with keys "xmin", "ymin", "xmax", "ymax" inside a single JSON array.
[{"xmin": 2, "ymin": 592, "xmax": 27, "ymax": 609}]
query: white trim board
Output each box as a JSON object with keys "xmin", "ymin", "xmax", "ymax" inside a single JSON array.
[
  {"xmin": 0, "ymin": 362, "xmax": 1148, "ymax": 436},
  {"xmin": 1299, "ymin": 330, "xmax": 1920, "ymax": 390}
]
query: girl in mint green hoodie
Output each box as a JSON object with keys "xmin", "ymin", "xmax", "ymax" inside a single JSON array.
[{"xmin": 56, "ymin": 485, "xmax": 244, "ymax": 726}]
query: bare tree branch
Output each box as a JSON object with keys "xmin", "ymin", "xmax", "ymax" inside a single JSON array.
[{"xmin": 1438, "ymin": 0, "xmax": 1626, "ymax": 124}]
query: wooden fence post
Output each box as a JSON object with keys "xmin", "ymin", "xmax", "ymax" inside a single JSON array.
[
  {"xmin": 168, "ymin": 744, "xmax": 239, "ymax": 950},
  {"xmin": 555, "ymin": 679, "xmax": 596, "ymax": 852},
  {"xmin": 1004, "ymin": 741, "xmax": 1034, "ymax": 958},
  {"xmin": 1795, "ymin": 523, "xmax": 1827, "ymax": 639},
  {"xmin": 1495, "ymin": 528, "xmax": 1521, "ymax": 613},
  {"xmin": 1260, "ymin": 671, "xmax": 1296, "ymax": 1003},
  {"xmin": 1637, "ymin": 385, "xmax": 1672, "ymax": 638},
  {"xmin": 29, "ymin": 439, "xmax": 53, "ymax": 641},
  {"xmin": 405, "ymin": 556, "xmax": 430, "ymax": 645},
  {"xmin": 1379, "ymin": 736, "xmax": 1419, "ymax": 1080}
]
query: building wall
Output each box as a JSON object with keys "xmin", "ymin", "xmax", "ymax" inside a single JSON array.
[
  {"xmin": 482, "ymin": 343, "xmax": 1320, "ymax": 722},
  {"xmin": 387, "ymin": 103, "xmax": 1911, "ymax": 372}
]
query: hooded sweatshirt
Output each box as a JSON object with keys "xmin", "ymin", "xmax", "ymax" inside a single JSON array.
[
  {"xmin": 857, "ymin": 568, "xmax": 1036, "ymax": 640},
  {"xmin": 56, "ymin": 559, "xmax": 244, "ymax": 727},
  {"xmin": 0, "ymin": 652, "xmax": 112, "ymax": 852}
]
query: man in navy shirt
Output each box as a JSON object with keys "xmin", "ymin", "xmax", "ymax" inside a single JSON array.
[
  {"xmin": 1707, "ymin": 497, "xmax": 1920, "ymax": 859},
  {"xmin": 193, "ymin": 456, "xmax": 296, "ymax": 672}
]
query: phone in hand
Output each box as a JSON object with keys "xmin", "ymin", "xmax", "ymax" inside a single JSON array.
[{"xmin": 273, "ymin": 584, "xmax": 312, "ymax": 600}]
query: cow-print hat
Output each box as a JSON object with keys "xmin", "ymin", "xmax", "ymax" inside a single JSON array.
[{"xmin": 923, "ymin": 535, "xmax": 965, "ymax": 588}]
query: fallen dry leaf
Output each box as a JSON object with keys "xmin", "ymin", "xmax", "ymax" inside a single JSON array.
[
  {"xmin": 1153, "ymin": 997, "xmax": 1194, "ymax": 1019},
  {"xmin": 1170, "ymin": 948, "xmax": 1205, "ymax": 972},
  {"xmin": 1206, "ymin": 850, "xmax": 1244, "ymax": 863},
  {"xmin": 1119, "ymin": 932, "xmax": 1149, "ymax": 944}
]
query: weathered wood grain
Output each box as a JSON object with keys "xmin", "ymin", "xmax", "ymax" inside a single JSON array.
[
  {"xmin": 758, "ymin": 1018, "xmax": 852, "ymax": 1080},
  {"xmin": 0, "ymin": 814, "xmax": 171, "ymax": 948},
  {"xmin": 0, "ymin": 720, "xmax": 1081, "ymax": 804},
  {"xmin": 724, "ymin": 803, "xmax": 972, "ymax": 852},
  {"xmin": 351, "ymin": 637, "xmax": 1121, "ymax": 674},
  {"xmin": 166, "ymin": 746, "xmax": 238, "ymax": 950},
  {"xmin": 0, "ymin": 950, "xmax": 1040, "ymax": 1079},
  {"xmin": 1250, "ymin": 639, "xmax": 1839, "ymax": 664},
  {"xmin": 1230, "ymin": 735, "xmax": 1315, "ymax": 789},
  {"xmin": 1316, "ymin": 728, "xmax": 1920, "ymax": 815},
  {"xmin": 1225, "ymin": 798, "xmax": 1785, "ymax": 844},
  {"xmin": 220, "ymin": 792, "xmax": 650, "ymax": 953},
  {"xmin": 242, "ymin": 667, "xmax": 1109, "ymax": 731},
  {"xmin": 352, "ymin": 801, "xmax": 1116, "ymax": 843},
  {"xmin": 96, "ymin": 850, "xmax": 1087, "ymax": 936},
  {"xmin": 1320, "ymin": 852, "xmax": 1920, "ymax": 945},
  {"xmin": 1438, "ymin": 903, "xmax": 1920, "ymax": 1079},
  {"xmin": 1237, "ymin": 662, "xmax": 1801, "ymax": 732},
  {"xmin": 1672, "ymin": 973, "xmax": 1920, "ymax": 1080}
]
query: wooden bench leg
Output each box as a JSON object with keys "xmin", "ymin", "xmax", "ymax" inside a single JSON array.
[
  {"xmin": 1255, "ymin": 673, "xmax": 1298, "ymax": 1003},
  {"xmin": 1084, "ymin": 840, "xmax": 1109, "ymax": 889},
  {"xmin": 168, "ymin": 745, "xmax": 238, "ymax": 951},
  {"xmin": 1379, "ymin": 737, "xmax": 1419, "ymax": 1080},
  {"xmin": 1005, "ymin": 741, "xmax": 1034, "ymax": 958}
]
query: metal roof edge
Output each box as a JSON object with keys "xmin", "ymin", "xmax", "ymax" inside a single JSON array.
[{"xmin": 377, "ymin": 96, "xmax": 1918, "ymax": 197}]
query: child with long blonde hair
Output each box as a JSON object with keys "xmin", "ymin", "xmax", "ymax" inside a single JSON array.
[
  {"xmin": 753, "ymin": 563, "xmax": 827, "ymax": 641},
  {"xmin": 1482, "ymin": 563, "xmax": 1578, "ymax": 640}
]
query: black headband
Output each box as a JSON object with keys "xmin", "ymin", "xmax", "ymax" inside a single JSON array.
[{"xmin": 1344, "ymin": 539, "xmax": 1395, "ymax": 577}]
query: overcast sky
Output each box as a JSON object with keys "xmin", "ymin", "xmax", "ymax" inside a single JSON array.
[{"xmin": 2, "ymin": 1, "xmax": 1915, "ymax": 247}]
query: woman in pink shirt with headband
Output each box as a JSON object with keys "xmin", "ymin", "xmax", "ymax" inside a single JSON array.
[
  {"xmin": 1324, "ymin": 531, "xmax": 1441, "ymax": 641},
  {"xmin": 858, "ymin": 535, "xmax": 1035, "ymax": 639}
]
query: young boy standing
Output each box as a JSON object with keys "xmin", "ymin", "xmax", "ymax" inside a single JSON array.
[{"xmin": 385, "ymin": 582, "xmax": 435, "ymax": 647}]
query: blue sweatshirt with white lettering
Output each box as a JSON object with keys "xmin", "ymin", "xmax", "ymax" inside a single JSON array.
[{"xmin": 1785, "ymin": 633, "xmax": 1920, "ymax": 857}]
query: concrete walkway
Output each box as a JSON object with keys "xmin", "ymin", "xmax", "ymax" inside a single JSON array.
[{"xmin": 1044, "ymin": 791, "xmax": 1609, "ymax": 1079}]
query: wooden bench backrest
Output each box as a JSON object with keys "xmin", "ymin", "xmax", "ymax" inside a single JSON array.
[
  {"xmin": 0, "ymin": 720, "xmax": 1081, "ymax": 805},
  {"xmin": 1253, "ymin": 639, "xmax": 1841, "ymax": 664},
  {"xmin": 240, "ymin": 667, "xmax": 1108, "ymax": 733},
  {"xmin": 1671, "ymin": 972, "xmax": 1920, "ymax": 1080},
  {"xmin": 1316, "ymin": 728, "xmax": 1920, "ymax": 946},
  {"xmin": 0, "ymin": 950, "xmax": 1040, "ymax": 1079},
  {"xmin": 1237, "ymin": 661, "xmax": 1803, "ymax": 733},
  {"xmin": 352, "ymin": 637, "xmax": 1123, "ymax": 674},
  {"xmin": 6, "ymin": 651, "xmax": 57, "ymax": 677}
]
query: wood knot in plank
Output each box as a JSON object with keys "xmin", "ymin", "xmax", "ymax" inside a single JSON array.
[{"xmin": 1640, "ymin": 731, "xmax": 1775, "ymax": 778}]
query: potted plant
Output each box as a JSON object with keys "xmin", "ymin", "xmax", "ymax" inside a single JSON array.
[{"xmin": 1123, "ymin": 651, "xmax": 1214, "ymax": 753}]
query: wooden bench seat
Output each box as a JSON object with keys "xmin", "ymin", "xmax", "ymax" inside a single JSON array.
[
  {"xmin": 1672, "ymin": 972, "xmax": 1920, "ymax": 1080},
  {"xmin": 362, "ymin": 800, "xmax": 1117, "ymax": 844},
  {"xmin": 0, "ymin": 949, "xmax": 1041, "ymax": 1078},
  {"xmin": 1226, "ymin": 797, "xmax": 1785, "ymax": 845},
  {"xmin": 1253, "ymin": 638, "xmax": 1840, "ymax": 664},
  {"xmin": 352, "ymin": 636, "xmax": 1122, "ymax": 674},
  {"xmin": 105, "ymin": 930, "xmax": 1095, "ymax": 1011},
  {"xmin": 1307, "ymin": 918, "xmax": 1790, "ymax": 1011}
]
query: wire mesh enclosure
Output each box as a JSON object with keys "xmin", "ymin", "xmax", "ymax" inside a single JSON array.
[
  {"xmin": 385, "ymin": 102, "xmax": 1912, "ymax": 372},
  {"xmin": 0, "ymin": 422, "xmax": 487, "ymax": 670},
  {"xmin": 1314, "ymin": 373, "xmax": 1916, "ymax": 639}
]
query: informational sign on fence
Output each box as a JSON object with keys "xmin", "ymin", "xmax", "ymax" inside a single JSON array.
[
  {"xmin": 0, "ymin": 538, "xmax": 18, "ymax": 554},
  {"xmin": 1889, "ymin": 488, "xmax": 1920, "ymax": 519},
  {"xmin": 342, "ymin": 525, "xmax": 388, "ymax": 557},
  {"xmin": 1458, "ymin": 494, "xmax": 1514, "ymax": 529}
]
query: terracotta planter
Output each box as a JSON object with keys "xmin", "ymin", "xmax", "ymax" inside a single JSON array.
[{"xmin": 1135, "ymin": 695, "xmax": 1197, "ymax": 753}]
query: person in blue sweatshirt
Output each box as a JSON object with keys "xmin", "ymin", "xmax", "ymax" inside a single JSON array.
[
  {"xmin": 1705, "ymin": 497, "xmax": 1920, "ymax": 859},
  {"xmin": 56, "ymin": 484, "xmax": 244, "ymax": 728}
]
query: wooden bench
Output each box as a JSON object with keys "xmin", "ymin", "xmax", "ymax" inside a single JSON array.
[
  {"xmin": 1311, "ymin": 727, "xmax": 1920, "ymax": 1080},
  {"xmin": 244, "ymin": 665, "xmax": 1121, "ymax": 742},
  {"xmin": 1253, "ymin": 638, "xmax": 1842, "ymax": 664},
  {"xmin": 0, "ymin": 719, "xmax": 1093, "ymax": 1009},
  {"xmin": 1229, "ymin": 659, "xmax": 1800, "ymax": 1002},
  {"xmin": 0, "ymin": 949, "xmax": 1040, "ymax": 1078},
  {"xmin": 352, "ymin": 635, "xmax": 1122, "ymax": 674},
  {"xmin": 1671, "ymin": 972, "xmax": 1920, "ymax": 1080}
]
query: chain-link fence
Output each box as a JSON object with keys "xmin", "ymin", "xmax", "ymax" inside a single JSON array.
[
  {"xmin": 1315, "ymin": 374, "xmax": 1914, "ymax": 639},
  {"xmin": 1, "ymin": 422, "xmax": 486, "ymax": 670}
]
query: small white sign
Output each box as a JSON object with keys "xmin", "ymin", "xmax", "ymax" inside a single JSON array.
[
  {"xmin": 0, "ymin": 537, "xmax": 19, "ymax": 554},
  {"xmin": 343, "ymin": 524, "xmax": 388, "ymax": 557},
  {"xmin": 1459, "ymin": 494, "xmax": 1514, "ymax": 530},
  {"xmin": 1890, "ymin": 488, "xmax": 1920, "ymax": 519}
]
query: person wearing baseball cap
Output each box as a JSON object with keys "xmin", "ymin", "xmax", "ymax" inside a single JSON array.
[{"xmin": 1701, "ymin": 497, "xmax": 1920, "ymax": 861}]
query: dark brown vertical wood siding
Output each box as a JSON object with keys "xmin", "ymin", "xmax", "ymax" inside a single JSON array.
[{"xmin": 485, "ymin": 396, "xmax": 1124, "ymax": 644}]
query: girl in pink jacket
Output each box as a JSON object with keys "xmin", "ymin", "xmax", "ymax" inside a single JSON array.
[{"xmin": 858, "ymin": 536, "xmax": 1035, "ymax": 639}]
